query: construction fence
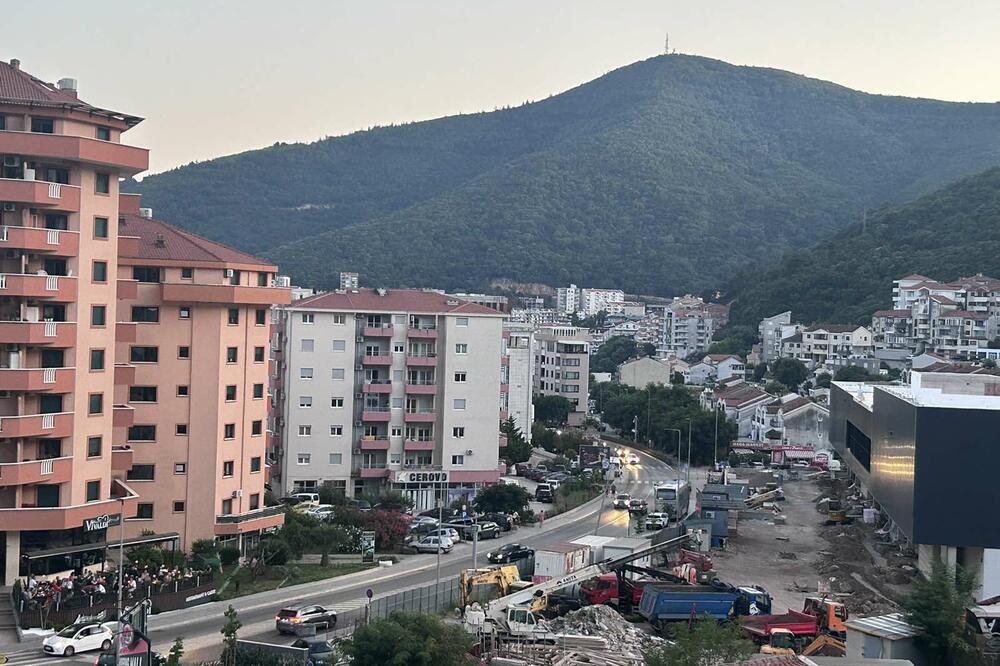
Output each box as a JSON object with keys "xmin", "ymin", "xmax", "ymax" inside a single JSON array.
[{"xmin": 368, "ymin": 577, "xmax": 462, "ymax": 620}]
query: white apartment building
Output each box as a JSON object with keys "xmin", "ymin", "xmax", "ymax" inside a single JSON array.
[
  {"xmin": 661, "ymin": 296, "xmax": 730, "ymax": 358},
  {"xmin": 503, "ymin": 322, "xmax": 535, "ymax": 442},
  {"xmin": 685, "ymin": 354, "xmax": 746, "ymax": 385},
  {"xmin": 580, "ymin": 288, "xmax": 625, "ymax": 316},
  {"xmin": 533, "ymin": 326, "xmax": 591, "ymax": 426},
  {"xmin": 275, "ymin": 288, "xmax": 505, "ymax": 510},
  {"xmin": 749, "ymin": 394, "xmax": 830, "ymax": 450},
  {"xmin": 781, "ymin": 325, "xmax": 874, "ymax": 370},
  {"xmin": 556, "ymin": 284, "xmax": 580, "ymax": 314},
  {"xmin": 758, "ymin": 311, "xmax": 798, "ymax": 363}
]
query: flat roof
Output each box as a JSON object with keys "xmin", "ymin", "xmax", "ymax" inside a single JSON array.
[{"xmin": 845, "ymin": 613, "xmax": 921, "ymax": 640}]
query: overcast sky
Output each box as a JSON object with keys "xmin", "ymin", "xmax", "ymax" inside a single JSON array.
[{"xmin": 6, "ymin": 1, "xmax": 999, "ymax": 174}]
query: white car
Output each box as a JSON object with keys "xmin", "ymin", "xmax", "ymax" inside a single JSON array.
[
  {"xmin": 305, "ymin": 504, "xmax": 336, "ymax": 520},
  {"xmin": 407, "ymin": 527, "xmax": 460, "ymax": 544},
  {"xmin": 644, "ymin": 512, "xmax": 669, "ymax": 530},
  {"xmin": 627, "ymin": 452, "xmax": 640, "ymax": 465},
  {"xmin": 410, "ymin": 515, "xmax": 439, "ymax": 527},
  {"xmin": 412, "ymin": 535, "xmax": 454, "ymax": 553},
  {"xmin": 42, "ymin": 622, "xmax": 114, "ymax": 657}
]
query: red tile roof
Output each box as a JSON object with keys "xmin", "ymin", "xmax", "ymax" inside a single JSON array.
[
  {"xmin": 803, "ymin": 324, "xmax": 863, "ymax": 333},
  {"xmin": 929, "ymin": 294, "xmax": 959, "ymax": 305},
  {"xmin": 705, "ymin": 354, "xmax": 742, "ymax": 363},
  {"xmin": 898, "ymin": 274, "xmax": 932, "ymax": 281},
  {"xmin": 715, "ymin": 381, "xmax": 772, "ymax": 407},
  {"xmin": 295, "ymin": 288, "xmax": 502, "ymax": 315},
  {"xmin": 872, "ymin": 309, "xmax": 911, "ymax": 318},
  {"xmin": 780, "ymin": 396, "xmax": 813, "ymax": 413},
  {"xmin": 119, "ymin": 214, "xmax": 276, "ymax": 267},
  {"xmin": 938, "ymin": 309, "xmax": 990, "ymax": 320}
]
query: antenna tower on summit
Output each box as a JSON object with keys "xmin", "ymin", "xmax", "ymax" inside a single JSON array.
[{"xmin": 664, "ymin": 32, "xmax": 676, "ymax": 55}]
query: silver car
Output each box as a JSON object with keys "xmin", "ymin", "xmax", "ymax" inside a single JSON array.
[{"xmin": 412, "ymin": 535, "xmax": 454, "ymax": 553}]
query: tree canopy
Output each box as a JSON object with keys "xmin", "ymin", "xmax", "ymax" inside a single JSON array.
[
  {"xmin": 533, "ymin": 394, "xmax": 573, "ymax": 426},
  {"xmin": 473, "ymin": 484, "xmax": 531, "ymax": 514},
  {"xmin": 644, "ymin": 619, "xmax": 754, "ymax": 666},
  {"xmin": 903, "ymin": 559, "xmax": 976, "ymax": 665},
  {"xmin": 769, "ymin": 357, "xmax": 808, "ymax": 389},
  {"xmin": 343, "ymin": 611, "xmax": 474, "ymax": 666},
  {"xmin": 591, "ymin": 336, "xmax": 649, "ymax": 374},
  {"xmin": 500, "ymin": 416, "xmax": 532, "ymax": 464}
]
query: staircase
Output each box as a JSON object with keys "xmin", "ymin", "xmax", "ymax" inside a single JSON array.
[{"xmin": 0, "ymin": 587, "xmax": 18, "ymax": 641}]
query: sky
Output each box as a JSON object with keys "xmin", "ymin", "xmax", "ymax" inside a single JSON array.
[{"xmin": 6, "ymin": 1, "xmax": 1000, "ymax": 174}]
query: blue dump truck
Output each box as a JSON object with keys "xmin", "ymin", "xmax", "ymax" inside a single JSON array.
[{"xmin": 638, "ymin": 581, "xmax": 772, "ymax": 629}]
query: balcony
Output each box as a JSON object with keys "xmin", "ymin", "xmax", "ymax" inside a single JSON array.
[
  {"xmin": 363, "ymin": 324, "xmax": 393, "ymax": 337},
  {"xmin": 0, "ymin": 411, "xmax": 73, "ymax": 439},
  {"xmin": 160, "ymin": 282, "xmax": 291, "ymax": 306},
  {"xmin": 112, "ymin": 404, "xmax": 135, "ymax": 427},
  {"xmin": 500, "ymin": 409, "xmax": 509, "ymax": 421},
  {"xmin": 362, "ymin": 354, "xmax": 392, "ymax": 366},
  {"xmin": 114, "ymin": 363, "xmax": 136, "ymax": 386},
  {"xmin": 358, "ymin": 467, "xmax": 390, "ymax": 479},
  {"xmin": 404, "ymin": 382, "xmax": 436, "ymax": 395},
  {"xmin": 115, "ymin": 322, "xmax": 137, "ymax": 343},
  {"xmin": 0, "ymin": 456, "xmax": 72, "ymax": 487},
  {"xmin": 0, "ymin": 179, "xmax": 81, "ymax": 211},
  {"xmin": 214, "ymin": 504, "xmax": 285, "ymax": 536},
  {"xmin": 403, "ymin": 439, "xmax": 436, "ymax": 451},
  {"xmin": 117, "ymin": 278, "xmax": 138, "ymax": 300},
  {"xmin": 0, "ymin": 367, "xmax": 74, "ymax": 392},
  {"xmin": 0, "ymin": 274, "xmax": 77, "ymax": 301},
  {"xmin": 111, "ymin": 446, "xmax": 134, "ymax": 473},
  {"xmin": 404, "ymin": 410, "xmax": 436, "ymax": 423},
  {"xmin": 0, "ymin": 320, "xmax": 75, "ymax": 346},
  {"xmin": 0, "ymin": 226, "xmax": 79, "ymax": 256},
  {"xmin": 361, "ymin": 409, "xmax": 392, "ymax": 422},
  {"xmin": 406, "ymin": 327, "xmax": 438, "ymax": 339},
  {"xmin": 0, "ymin": 130, "xmax": 149, "ymax": 175},
  {"xmin": 406, "ymin": 354, "xmax": 437, "ymax": 367},
  {"xmin": 362, "ymin": 381, "xmax": 393, "ymax": 394},
  {"xmin": 358, "ymin": 437, "xmax": 391, "ymax": 451},
  {"xmin": 0, "ymin": 478, "xmax": 138, "ymax": 530}
]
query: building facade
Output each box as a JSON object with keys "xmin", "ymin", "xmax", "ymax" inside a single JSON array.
[
  {"xmin": 533, "ymin": 326, "xmax": 590, "ymax": 426},
  {"xmin": 275, "ymin": 289, "xmax": 505, "ymax": 510},
  {"xmin": 618, "ymin": 356, "xmax": 687, "ymax": 390},
  {"xmin": 502, "ymin": 322, "xmax": 534, "ymax": 442},
  {"xmin": 780, "ymin": 324, "xmax": 874, "ymax": 370},
  {"xmin": 758, "ymin": 311, "xmax": 796, "ymax": 363},
  {"xmin": 749, "ymin": 394, "xmax": 829, "ymax": 450},
  {"xmin": 660, "ymin": 296, "xmax": 730, "ymax": 358}
]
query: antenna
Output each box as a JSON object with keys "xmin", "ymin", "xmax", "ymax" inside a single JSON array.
[{"xmin": 664, "ymin": 32, "xmax": 669, "ymax": 55}]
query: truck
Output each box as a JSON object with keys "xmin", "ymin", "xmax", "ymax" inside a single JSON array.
[
  {"xmin": 532, "ymin": 542, "xmax": 590, "ymax": 584},
  {"xmin": 579, "ymin": 564, "xmax": 691, "ymax": 607},
  {"xmin": 637, "ymin": 582, "xmax": 772, "ymax": 628},
  {"xmin": 570, "ymin": 535, "xmax": 618, "ymax": 564},
  {"xmin": 740, "ymin": 609, "xmax": 818, "ymax": 643},
  {"xmin": 653, "ymin": 480, "xmax": 691, "ymax": 520},
  {"xmin": 603, "ymin": 538, "xmax": 654, "ymax": 577}
]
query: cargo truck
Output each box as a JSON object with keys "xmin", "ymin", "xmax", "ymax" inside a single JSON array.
[{"xmin": 638, "ymin": 582, "xmax": 772, "ymax": 628}]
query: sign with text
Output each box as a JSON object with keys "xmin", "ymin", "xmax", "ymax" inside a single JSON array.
[
  {"xmin": 361, "ymin": 531, "xmax": 376, "ymax": 563},
  {"xmin": 83, "ymin": 513, "xmax": 122, "ymax": 532},
  {"xmin": 394, "ymin": 470, "xmax": 449, "ymax": 484}
]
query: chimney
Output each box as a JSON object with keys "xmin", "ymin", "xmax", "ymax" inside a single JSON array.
[
  {"xmin": 9, "ymin": 59, "xmax": 19, "ymax": 70},
  {"xmin": 138, "ymin": 207, "xmax": 153, "ymax": 219},
  {"xmin": 56, "ymin": 78, "xmax": 78, "ymax": 98}
]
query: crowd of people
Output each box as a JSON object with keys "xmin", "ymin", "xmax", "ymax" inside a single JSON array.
[{"xmin": 20, "ymin": 563, "xmax": 206, "ymax": 610}]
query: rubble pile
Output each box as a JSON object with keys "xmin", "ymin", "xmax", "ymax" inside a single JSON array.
[{"xmin": 544, "ymin": 604, "xmax": 662, "ymax": 657}]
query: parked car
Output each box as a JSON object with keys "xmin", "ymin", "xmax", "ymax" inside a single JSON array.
[
  {"xmin": 96, "ymin": 651, "xmax": 167, "ymax": 665},
  {"xmin": 612, "ymin": 493, "xmax": 631, "ymax": 509},
  {"xmin": 410, "ymin": 515, "xmax": 439, "ymax": 527},
  {"xmin": 408, "ymin": 527, "xmax": 460, "ymax": 545},
  {"xmin": 480, "ymin": 513, "xmax": 513, "ymax": 531},
  {"xmin": 349, "ymin": 499, "xmax": 372, "ymax": 512},
  {"xmin": 275, "ymin": 603, "xmax": 338, "ymax": 635},
  {"xmin": 644, "ymin": 512, "xmax": 669, "ymax": 530},
  {"xmin": 293, "ymin": 501, "xmax": 321, "ymax": 514},
  {"xmin": 290, "ymin": 637, "xmax": 341, "ymax": 665},
  {"xmin": 42, "ymin": 623, "xmax": 113, "ymax": 657},
  {"xmin": 487, "ymin": 543, "xmax": 534, "ymax": 564},
  {"xmin": 515, "ymin": 463, "xmax": 532, "ymax": 477},
  {"xmin": 418, "ymin": 507, "xmax": 457, "ymax": 519},
  {"xmin": 464, "ymin": 521, "xmax": 500, "ymax": 540},
  {"xmin": 412, "ymin": 535, "xmax": 454, "ymax": 553},
  {"xmin": 628, "ymin": 498, "xmax": 648, "ymax": 515},
  {"xmin": 305, "ymin": 504, "xmax": 337, "ymax": 521},
  {"xmin": 280, "ymin": 496, "xmax": 305, "ymax": 506},
  {"xmin": 290, "ymin": 492, "xmax": 320, "ymax": 504},
  {"xmin": 534, "ymin": 483, "xmax": 554, "ymax": 503}
]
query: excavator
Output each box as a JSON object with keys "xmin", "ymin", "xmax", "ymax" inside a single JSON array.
[{"xmin": 459, "ymin": 565, "xmax": 534, "ymax": 610}]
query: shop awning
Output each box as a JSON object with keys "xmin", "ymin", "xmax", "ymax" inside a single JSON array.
[
  {"xmin": 106, "ymin": 532, "xmax": 179, "ymax": 550},
  {"xmin": 22, "ymin": 542, "xmax": 108, "ymax": 560}
]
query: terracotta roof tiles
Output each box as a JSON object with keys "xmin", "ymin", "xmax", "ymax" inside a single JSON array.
[
  {"xmin": 294, "ymin": 288, "xmax": 502, "ymax": 315},
  {"xmin": 119, "ymin": 214, "xmax": 275, "ymax": 268}
]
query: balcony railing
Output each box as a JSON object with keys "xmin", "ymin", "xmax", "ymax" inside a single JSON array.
[{"xmin": 215, "ymin": 504, "xmax": 285, "ymax": 524}]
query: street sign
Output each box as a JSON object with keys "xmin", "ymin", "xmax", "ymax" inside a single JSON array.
[
  {"xmin": 366, "ymin": 588, "xmax": 373, "ymax": 600},
  {"xmin": 361, "ymin": 531, "xmax": 376, "ymax": 563}
]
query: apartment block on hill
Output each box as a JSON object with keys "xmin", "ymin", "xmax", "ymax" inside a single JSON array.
[
  {"xmin": 533, "ymin": 326, "xmax": 590, "ymax": 426},
  {"xmin": 503, "ymin": 322, "xmax": 534, "ymax": 442},
  {"xmin": 780, "ymin": 324, "xmax": 874, "ymax": 370},
  {"xmin": 660, "ymin": 295, "xmax": 730, "ymax": 358}
]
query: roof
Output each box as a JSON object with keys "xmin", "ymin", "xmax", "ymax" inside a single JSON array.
[
  {"xmin": 929, "ymin": 294, "xmax": 959, "ymax": 305},
  {"xmin": 706, "ymin": 354, "xmax": 742, "ymax": 363},
  {"xmin": 937, "ymin": 309, "xmax": 990, "ymax": 320},
  {"xmin": 537, "ymin": 542, "xmax": 589, "ymax": 554},
  {"xmin": 782, "ymin": 332, "xmax": 803, "ymax": 343},
  {"xmin": 872, "ymin": 309, "xmax": 911, "ymax": 318},
  {"xmin": 803, "ymin": 324, "xmax": 863, "ymax": 333},
  {"xmin": 119, "ymin": 214, "xmax": 275, "ymax": 268},
  {"xmin": 716, "ymin": 382, "xmax": 772, "ymax": 407},
  {"xmin": 0, "ymin": 59, "xmax": 142, "ymax": 126},
  {"xmin": 294, "ymin": 288, "xmax": 502, "ymax": 315},
  {"xmin": 844, "ymin": 613, "xmax": 921, "ymax": 640},
  {"xmin": 779, "ymin": 396, "xmax": 813, "ymax": 413},
  {"xmin": 898, "ymin": 274, "xmax": 932, "ymax": 281}
]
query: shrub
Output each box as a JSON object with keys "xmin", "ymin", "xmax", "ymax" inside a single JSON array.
[{"xmin": 219, "ymin": 546, "xmax": 241, "ymax": 566}]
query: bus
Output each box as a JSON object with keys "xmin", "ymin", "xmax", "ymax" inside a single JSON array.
[{"xmin": 654, "ymin": 480, "xmax": 691, "ymax": 521}]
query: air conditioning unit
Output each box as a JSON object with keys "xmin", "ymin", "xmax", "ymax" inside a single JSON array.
[
  {"xmin": 353, "ymin": 448, "xmax": 361, "ymax": 455},
  {"xmin": 3, "ymin": 156, "xmax": 20, "ymax": 167},
  {"xmin": 354, "ymin": 420, "xmax": 363, "ymax": 427},
  {"xmin": 2, "ymin": 203, "xmax": 16, "ymax": 213},
  {"xmin": 231, "ymin": 489, "xmax": 243, "ymax": 498},
  {"xmin": 0, "ymin": 391, "xmax": 10, "ymax": 398},
  {"xmin": 466, "ymin": 449, "xmax": 474, "ymax": 456},
  {"xmin": 355, "ymin": 364, "xmax": 363, "ymax": 371},
  {"xmin": 354, "ymin": 393, "xmax": 363, "ymax": 399},
  {"xmin": 224, "ymin": 269, "xmax": 235, "ymax": 278},
  {"xmin": 355, "ymin": 336, "xmax": 364, "ymax": 342}
]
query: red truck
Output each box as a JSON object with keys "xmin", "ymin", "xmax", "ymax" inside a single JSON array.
[
  {"xmin": 740, "ymin": 609, "xmax": 818, "ymax": 643},
  {"xmin": 580, "ymin": 573, "xmax": 647, "ymax": 606}
]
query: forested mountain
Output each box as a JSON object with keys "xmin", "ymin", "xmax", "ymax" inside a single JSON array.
[
  {"xmin": 726, "ymin": 167, "xmax": 1000, "ymax": 326},
  {"xmin": 127, "ymin": 55, "xmax": 1000, "ymax": 294}
]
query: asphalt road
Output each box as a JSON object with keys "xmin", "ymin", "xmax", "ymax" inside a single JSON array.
[{"xmin": 0, "ymin": 445, "xmax": 675, "ymax": 665}]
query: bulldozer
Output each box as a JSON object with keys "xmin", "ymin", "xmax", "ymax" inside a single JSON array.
[
  {"xmin": 802, "ymin": 633, "xmax": 846, "ymax": 656},
  {"xmin": 820, "ymin": 499, "xmax": 853, "ymax": 526}
]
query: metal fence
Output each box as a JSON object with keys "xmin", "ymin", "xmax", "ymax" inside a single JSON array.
[{"xmin": 368, "ymin": 577, "xmax": 461, "ymax": 620}]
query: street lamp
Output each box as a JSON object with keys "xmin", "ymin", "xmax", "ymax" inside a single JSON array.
[
  {"xmin": 115, "ymin": 497, "xmax": 125, "ymax": 663},
  {"xmin": 665, "ymin": 428, "xmax": 682, "ymax": 520},
  {"xmin": 686, "ymin": 417, "xmax": 693, "ymax": 482}
]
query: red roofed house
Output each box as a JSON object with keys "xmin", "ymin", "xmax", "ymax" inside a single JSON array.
[
  {"xmin": 750, "ymin": 394, "xmax": 830, "ymax": 450},
  {"xmin": 700, "ymin": 381, "xmax": 774, "ymax": 437}
]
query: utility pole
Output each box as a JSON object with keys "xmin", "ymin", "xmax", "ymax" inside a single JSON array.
[
  {"xmin": 632, "ymin": 415, "xmax": 639, "ymax": 442},
  {"xmin": 686, "ymin": 417, "xmax": 692, "ymax": 482},
  {"xmin": 646, "ymin": 391, "xmax": 652, "ymax": 448},
  {"xmin": 115, "ymin": 497, "xmax": 125, "ymax": 664},
  {"xmin": 435, "ymin": 476, "xmax": 443, "ymax": 609},
  {"xmin": 713, "ymin": 405, "xmax": 719, "ymax": 467},
  {"xmin": 666, "ymin": 428, "xmax": 682, "ymax": 520}
]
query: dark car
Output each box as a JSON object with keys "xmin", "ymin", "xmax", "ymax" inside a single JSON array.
[
  {"xmin": 515, "ymin": 462, "xmax": 532, "ymax": 477},
  {"xmin": 628, "ymin": 498, "xmax": 648, "ymax": 515},
  {"xmin": 290, "ymin": 637, "xmax": 341, "ymax": 665},
  {"xmin": 487, "ymin": 543, "xmax": 534, "ymax": 564},
  {"xmin": 275, "ymin": 602, "xmax": 337, "ymax": 635},
  {"xmin": 349, "ymin": 499, "xmax": 372, "ymax": 512},
  {"xmin": 534, "ymin": 484, "xmax": 553, "ymax": 503},
  {"xmin": 464, "ymin": 521, "xmax": 500, "ymax": 540},
  {"xmin": 481, "ymin": 513, "xmax": 512, "ymax": 531}
]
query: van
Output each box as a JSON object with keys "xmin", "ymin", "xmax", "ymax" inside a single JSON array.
[
  {"xmin": 291, "ymin": 492, "xmax": 320, "ymax": 504},
  {"xmin": 535, "ymin": 483, "xmax": 553, "ymax": 503}
]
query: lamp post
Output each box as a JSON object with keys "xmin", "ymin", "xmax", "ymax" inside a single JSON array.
[
  {"xmin": 116, "ymin": 497, "xmax": 125, "ymax": 663},
  {"xmin": 713, "ymin": 404, "xmax": 720, "ymax": 468},
  {"xmin": 686, "ymin": 417, "xmax": 693, "ymax": 482},
  {"xmin": 666, "ymin": 428, "xmax": 682, "ymax": 520}
]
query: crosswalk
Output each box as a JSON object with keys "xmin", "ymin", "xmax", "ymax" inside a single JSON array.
[{"xmin": 0, "ymin": 645, "xmax": 93, "ymax": 665}]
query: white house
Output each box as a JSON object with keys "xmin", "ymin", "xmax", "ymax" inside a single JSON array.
[
  {"xmin": 685, "ymin": 354, "xmax": 745, "ymax": 385},
  {"xmin": 618, "ymin": 356, "xmax": 688, "ymax": 389}
]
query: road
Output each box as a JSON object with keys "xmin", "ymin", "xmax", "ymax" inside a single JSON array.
[{"xmin": 0, "ymin": 445, "xmax": 675, "ymax": 665}]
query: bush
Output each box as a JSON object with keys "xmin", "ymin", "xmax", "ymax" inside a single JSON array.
[
  {"xmin": 219, "ymin": 546, "xmax": 241, "ymax": 566},
  {"xmin": 343, "ymin": 611, "xmax": 474, "ymax": 666},
  {"xmin": 473, "ymin": 484, "xmax": 531, "ymax": 514},
  {"xmin": 359, "ymin": 510, "xmax": 411, "ymax": 552},
  {"xmin": 318, "ymin": 481, "xmax": 349, "ymax": 506}
]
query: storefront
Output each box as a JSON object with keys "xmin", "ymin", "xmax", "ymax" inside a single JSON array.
[{"xmin": 18, "ymin": 513, "xmax": 121, "ymax": 579}]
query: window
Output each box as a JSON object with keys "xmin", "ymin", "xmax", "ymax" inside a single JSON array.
[
  {"xmin": 87, "ymin": 436, "xmax": 102, "ymax": 458},
  {"xmin": 31, "ymin": 117, "xmax": 54, "ymax": 133},
  {"xmin": 127, "ymin": 464, "xmax": 155, "ymax": 481},
  {"xmin": 453, "ymin": 399, "xmax": 466, "ymax": 410},
  {"xmin": 298, "ymin": 425, "xmax": 312, "ymax": 437},
  {"xmin": 332, "ymin": 314, "xmax": 346, "ymax": 325},
  {"xmin": 96, "ymin": 126, "xmax": 111, "ymax": 141},
  {"xmin": 227, "ymin": 269, "xmax": 241, "ymax": 285},
  {"xmin": 226, "ymin": 347, "xmax": 237, "ymax": 363},
  {"xmin": 174, "ymin": 463, "xmax": 186, "ymax": 474},
  {"xmin": 220, "ymin": 499, "xmax": 232, "ymax": 515},
  {"xmin": 95, "ymin": 173, "xmax": 110, "ymax": 194},
  {"xmin": 456, "ymin": 317, "xmax": 469, "ymax": 327},
  {"xmin": 330, "ymin": 425, "xmax": 343, "ymax": 436},
  {"xmin": 250, "ymin": 456, "xmax": 262, "ymax": 472},
  {"xmin": 454, "ymin": 372, "xmax": 467, "ymax": 382},
  {"xmin": 332, "ymin": 368, "xmax": 345, "ymax": 381},
  {"xmin": 89, "ymin": 349, "xmax": 105, "ymax": 371},
  {"xmin": 255, "ymin": 309, "xmax": 266, "ymax": 326},
  {"xmin": 249, "ymin": 493, "xmax": 260, "ymax": 510},
  {"xmin": 328, "ymin": 453, "xmax": 343, "ymax": 465},
  {"xmin": 173, "ymin": 501, "xmax": 185, "ymax": 513},
  {"xmin": 393, "ymin": 343, "xmax": 405, "ymax": 353},
  {"xmin": 178, "ymin": 346, "xmax": 190, "ymax": 359},
  {"xmin": 331, "ymin": 397, "xmax": 344, "ymax": 408},
  {"xmin": 222, "ymin": 461, "xmax": 234, "ymax": 477},
  {"xmin": 254, "ymin": 346, "xmax": 265, "ymax": 362},
  {"xmin": 135, "ymin": 503, "xmax": 154, "ymax": 520},
  {"xmin": 181, "ymin": 267, "xmax": 193, "ymax": 279},
  {"xmin": 453, "ymin": 426, "xmax": 465, "ymax": 438},
  {"xmin": 297, "ymin": 453, "xmax": 311, "ymax": 464},
  {"xmin": 563, "ymin": 385, "xmax": 580, "ymax": 393},
  {"xmin": 451, "ymin": 455, "xmax": 465, "ymax": 466},
  {"xmin": 88, "ymin": 393, "xmax": 103, "ymax": 415},
  {"xmin": 257, "ymin": 272, "xmax": 268, "ymax": 287},
  {"xmin": 227, "ymin": 308, "xmax": 239, "ymax": 325},
  {"xmin": 225, "ymin": 385, "xmax": 237, "ymax": 401},
  {"xmin": 127, "ymin": 425, "xmax": 156, "ymax": 441},
  {"xmin": 455, "ymin": 343, "xmax": 468, "ymax": 354},
  {"xmin": 564, "ymin": 371, "xmax": 580, "ymax": 380},
  {"xmin": 390, "ymin": 452, "xmax": 402, "ymax": 465},
  {"xmin": 252, "ymin": 420, "xmax": 263, "ymax": 436},
  {"xmin": 299, "ymin": 396, "xmax": 313, "ymax": 408},
  {"xmin": 253, "ymin": 383, "xmax": 264, "ymax": 399},
  {"xmin": 91, "ymin": 305, "xmax": 106, "ymax": 327},
  {"xmin": 301, "ymin": 313, "xmax": 315, "ymax": 324},
  {"xmin": 177, "ymin": 385, "xmax": 189, "ymax": 397},
  {"xmin": 132, "ymin": 266, "xmax": 161, "ymax": 283},
  {"xmin": 0, "ymin": 114, "xmax": 5, "ymax": 130},
  {"xmin": 179, "ymin": 306, "xmax": 191, "ymax": 319},
  {"xmin": 391, "ymin": 426, "xmax": 402, "ymax": 437},
  {"xmin": 129, "ymin": 386, "xmax": 157, "ymax": 402},
  {"xmin": 130, "ymin": 346, "xmax": 158, "ymax": 363},
  {"xmin": 300, "ymin": 367, "xmax": 314, "ymax": 379},
  {"xmin": 93, "ymin": 217, "xmax": 109, "ymax": 238},
  {"xmin": 131, "ymin": 306, "xmax": 160, "ymax": 323},
  {"xmin": 332, "ymin": 339, "xmax": 346, "ymax": 352},
  {"xmin": 92, "ymin": 261, "xmax": 107, "ymax": 283},
  {"xmin": 175, "ymin": 424, "xmax": 188, "ymax": 436},
  {"xmin": 224, "ymin": 423, "xmax": 236, "ymax": 439},
  {"xmin": 301, "ymin": 339, "xmax": 314, "ymax": 352}
]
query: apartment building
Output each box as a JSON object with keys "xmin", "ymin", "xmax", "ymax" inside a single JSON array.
[
  {"xmin": 749, "ymin": 394, "xmax": 829, "ymax": 450},
  {"xmin": 502, "ymin": 322, "xmax": 534, "ymax": 441},
  {"xmin": 780, "ymin": 325, "xmax": 874, "ymax": 370},
  {"xmin": 618, "ymin": 356, "xmax": 687, "ymax": 390},
  {"xmin": 452, "ymin": 292, "xmax": 510, "ymax": 314},
  {"xmin": 661, "ymin": 296, "xmax": 730, "ymax": 358},
  {"xmin": 580, "ymin": 288, "xmax": 625, "ymax": 316},
  {"xmin": 556, "ymin": 284, "xmax": 579, "ymax": 314},
  {"xmin": 274, "ymin": 288, "xmax": 505, "ymax": 511},
  {"xmin": 758, "ymin": 311, "xmax": 798, "ymax": 363},
  {"xmin": 116, "ymin": 197, "xmax": 289, "ymax": 551},
  {"xmin": 533, "ymin": 326, "xmax": 590, "ymax": 426},
  {"xmin": 685, "ymin": 354, "xmax": 745, "ymax": 385}
]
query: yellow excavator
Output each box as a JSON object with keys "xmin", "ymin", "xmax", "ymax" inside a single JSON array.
[{"xmin": 460, "ymin": 566, "xmax": 536, "ymax": 610}]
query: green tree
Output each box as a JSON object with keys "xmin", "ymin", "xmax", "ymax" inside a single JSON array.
[
  {"xmin": 671, "ymin": 371, "xmax": 685, "ymax": 385},
  {"xmin": 343, "ymin": 611, "xmax": 474, "ymax": 666},
  {"xmin": 362, "ymin": 490, "xmax": 414, "ymax": 512},
  {"xmin": 190, "ymin": 538, "xmax": 221, "ymax": 571},
  {"xmin": 834, "ymin": 365, "xmax": 879, "ymax": 382},
  {"xmin": 752, "ymin": 363, "xmax": 768, "ymax": 382},
  {"xmin": 312, "ymin": 524, "xmax": 352, "ymax": 566},
  {"xmin": 473, "ymin": 484, "xmax": 531, "ymax": 514},
  {"xmin": 590, "ymin": 380, "xmax": 634, "ymax": 412},
  {"xmin": 814, "ymin": 372, "xmax": 832, "ymax": 388},
  {"xmin": 591, "ymin": 336, "xmax": 640, "ymax": 373},
  {"xmin": 903, "ymin": 559, "xmax": 976, "ymax": 665},
  {"xmin": 531, "ymin": 422, "xmax": 556, "ymax": 451},
  {"xmin": 318, "ymin": 480, "xmax": 349, "ymax": 506},
  {"xmin": 165, "ymin": 637, "xmax": 184, "ymax": 666},
  {"xmin": 769, "ymin": 357, "xmax": 808, "ymax": 388},
  {"xmin": 500, "ymin": 416, "xmax": 532, "ymax": 464},
  {"xmin": 533, "ymin": 394, "xmax": 573, "ymax": 426},
  {"xmin": 765, "ymin": 380, "xmax": 789, "ymax": 395},
  {"xmin": 644, "ymin": 619, "xmax": 755, "ymax": 666},
  {"xmin": 640, "ymin": 342, "xmax": 657, "ymax": 357},
  {"xmin": 220, "ymin": 605, "xmax": 242, "ymax": 666}
]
